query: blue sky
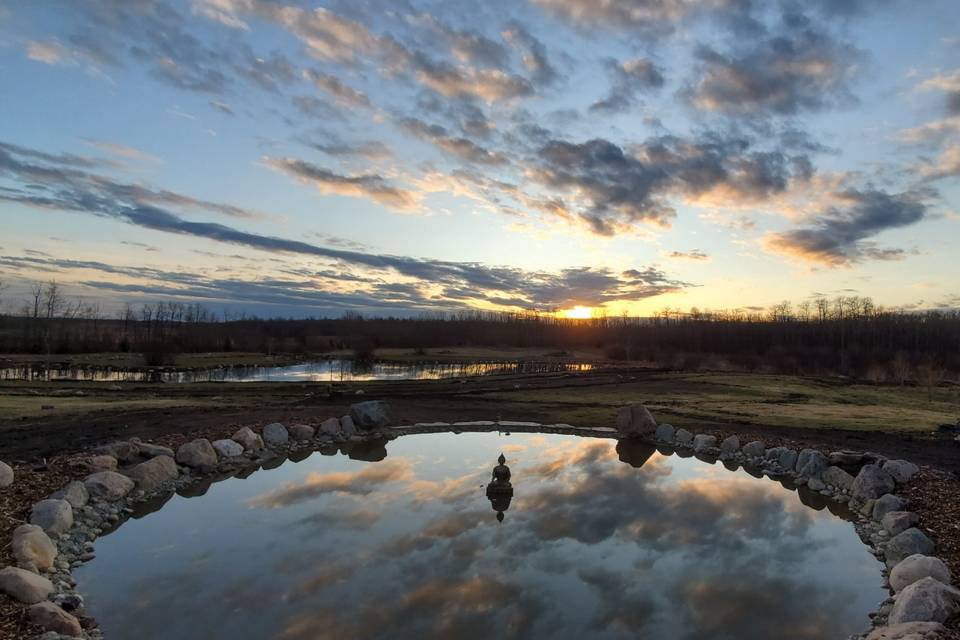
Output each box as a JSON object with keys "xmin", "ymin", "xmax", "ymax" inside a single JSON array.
[{"xmin": 0, "ymin": 0, "xmax": 958, "ymax": 317}]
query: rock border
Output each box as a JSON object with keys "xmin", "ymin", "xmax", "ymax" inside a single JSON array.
[{"xmin": 0, "ymin": 405, "xmax": 954, "ymax": 640}]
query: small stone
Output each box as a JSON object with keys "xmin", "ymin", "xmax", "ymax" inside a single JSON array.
[
  {"xmin": 884, "ymin": 459, "xmax": 920, "ymax": 484},
  {"xmin": 883, "ymin": 511, "xmax": 920, "ymax": 537},
  {"xmin": 124, "ymin": 455, "xmax": 179, "ymax": 491},
  {"xmin": 852, "ymin": 464, "xmax": 896, "ymax": 500},
  {"xmin": 888, "ymin": 576, "xmax": 960, "ymax": 624},
  {"xmin": 886, "ymin": 528, "xmax": 936, "ymax": 567},
  {"xmin": 231, "ymin": 427, "xmax": 264, "ymax": 451},
  {"xmin": 349, "ymin": 401, "xmax": 393, "ymax": 430},
  {"xmin": 822, "ymin": 466, "xmax": 855, "ymax": 491},
  {"xmin": 212, "ymin": 439, "xmax": 244, "ymax": 458},
  {"xmin": 890, "ymin": 555, "xmax": 952, "ymax": 593},
  {"xmin": 719, "ymin": 435, "xmax": 739, "ymax": 457},
  {"xmin": 29, "ymin": 601, "xmax": 83, "ymax": 636},
  {"xmin": 0, "ymin": 566, "xmax": 54, "ymax": 603},
  {"xmin": 874, "ymin": 494, "xmax": 908, "ymax": 521},
  {"xmin": 30, "ymin": 499, "xmax": 73, "ymax": 535},
  {"xmin": 262, "ymin": 423, "xmax": 289, "ymax": 446},
  {"xmin": 742, "ymin": 441, "xmax": 765, "ymax": 459},
  {"xmin": 176, "ymin": 439, "xmax": 218, "ymax": 470},
  {"xmin": 675, "ymin": 428, "xmax": 694, "ymax": 446},
  {"xmin": 865, "ymin": 622, "xmax": 945, "ymax": 640},
  {"xmin": 12, "ymin": 525, "xmax": 57, "ymax": 572},
  {"xmin": 84, "ymin": 471, "xmax": 134, "ymax": 501},
  {"xmin": 85, "ymin": 455, "xmax": 117, "ymax": 473},
  {"xmin": 50, "ymin": 481, "xmax": 88, "ymax": 510},
  {"xmin": 614, "ymin": 403, "xmax": 657, "ymax": 437},
  {"xmin": 655, "ymin": 423, "xmax": 676, "ymax": 443},
  {"xmin": 692, "ymin": 434, "xmax": 717, "ymax": 453},
  {"xmin": 288, "ymin": 424, "xmax": 315, "ymax": 441},
  {"xmin": 0, "ymin": 461, "xmax": 13, "ymax": 487}
]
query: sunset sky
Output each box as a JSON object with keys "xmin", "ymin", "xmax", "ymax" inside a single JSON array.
[{"xmin": 0, "ymin": 0, "xmax": 958, "ymax": 317}]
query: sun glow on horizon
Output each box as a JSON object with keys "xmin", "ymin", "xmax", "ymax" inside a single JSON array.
[{"xmin": 563, "ymin": 306, "xmax": 594, "ymax": 319}]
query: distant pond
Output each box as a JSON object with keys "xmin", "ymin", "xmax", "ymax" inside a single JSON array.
[
  {"xmin": 73, "ymin": 432, "xmax": 885, "ymax": 640},
  {"xmin": 0, "ymin": 360, "xmax": 594, "ymax": 383}
]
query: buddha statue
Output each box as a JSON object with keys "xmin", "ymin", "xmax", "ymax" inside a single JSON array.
[{"xmin": 486, "ymin": 453, "xmax": 513, "ymax": 522}]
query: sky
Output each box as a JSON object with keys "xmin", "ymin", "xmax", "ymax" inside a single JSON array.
[{"xmin": 0, "ymin": 0, "xmax": 958, "ymax": 318}]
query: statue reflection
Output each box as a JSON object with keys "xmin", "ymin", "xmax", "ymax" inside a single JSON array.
[{"xmin": 486, "ymin": 453, "xmax": 514, "ymax": 522}]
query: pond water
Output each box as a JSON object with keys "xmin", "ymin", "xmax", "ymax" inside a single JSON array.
[
  {"xmin": 73, "ymin": 433, "xmax": 885, "ymax": 640},
  {"xmin": 0, "ymin": 360, "xmax": 593, "ymax": 383}
]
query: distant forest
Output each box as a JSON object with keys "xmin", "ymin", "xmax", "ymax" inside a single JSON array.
[{"xmin": 0, "ymin": 281, "xmax": 958, "ymax": 382}]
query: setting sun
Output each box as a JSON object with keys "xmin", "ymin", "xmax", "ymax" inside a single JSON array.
[{"xmin": 563, "ymin": 306, "xmax": 594, "ymax": 320}]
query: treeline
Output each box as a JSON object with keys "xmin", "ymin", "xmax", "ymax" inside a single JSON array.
[{"xmin": 0, "ymin": 281, "xmax": 958, "ymax": 381}]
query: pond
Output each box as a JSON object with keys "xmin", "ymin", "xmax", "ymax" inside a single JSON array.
[
  {"xmin": 73, "ymin": 433, "xmax": 885, "ymax": 640},
  {"xmin": 0, "ymin": 360, "xmax": 593, "ymax": 383}
]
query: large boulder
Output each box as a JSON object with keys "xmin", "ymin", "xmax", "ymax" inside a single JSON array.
[
  {"xmin": 319, "ymin": 418, "xmax": 341, "ymax": 437},
  {"xmin": 51, "ymin": 481, "xmax": 88, "ymax": 509},
  {"xmin": 0, "ymin": 461, "xmax": 13, "ymax": 487},
  {"xmin": 289, "ymin": 424, "xmax": 316, "ymax": 441},
  {"xmin": 719, "ymin": 435, "xmax": 739, "ymax": 457},
  {"xmin": 94, "ymin": 440, "xmax": 140, "ymax": 464},
  {"xmin": 232, "ymin": 427, "xmax": 264, "ymax": 451},
  {"xmin": 262, "ymin": 423, "xmax": 289, "ymax": 446},
  {"xmin": 0, "ymin": 566, "xmax": 53, "ymax": 603},
  {"xmin": 655, "ymin": 423, "xmax": 676, "ymax": 443},
  {"xmin": 742, "ymin": 441, "xmax": 765, "ymax": 459},
  {"xmin": 874, "ymin": 494, "xmax": 908, "ymax": 521},
  {"xmin": 822, "ymin": 466, "xmax": 855, "ymax": 491},
  {"xmin": 339, "ymin": 415, "xmax": 357, "ymax": 437},
  {"xmin": 796, "ymin": 449, "xmax": 829, "ymax": 477},
  {"xmin": 883, "ymin": 511, "xmax": 920, "ymax": 537},
  {"xmin": 125, "ymin": 455, "xmax": 179, "ymax": 491},
  {"xmin": 675, "ymin": 428, "xmax": 694, "ymax": 447},
  {"xmin": 886, "ymin": 528, "xmax": 936, "ymax": 567},
  {"xmin": 350, "ymin": 401, "xmax": 393, "ymax": 430},
  {"xmin": 692, "ymin": 434, "xmax": 717, "ymax": 453},
  {"xmin": 28, "ymin": 601, "xmax": 82, "ymax": 636},
  {"xmin": 888, "ymin": 576, "xmax": 960, "ymax": 625},
  {"xmin": 614, "ymin": 404, "xmax": 657, "ymax": 437},
  {"xmin": 212, "ymin": 439, "xmax": 244, "ymax": 458},
  {"xmin": 766, "ymin": 447, "xmax": 797, "ymax": 470},
  {"xmin": 852, "ymin": 464, "xmax": 896, "ymax": 500},
  {"xmin": 865, "ymin": 622, "xmax": 946, "ymax": 640},
  {"xmin": 30, "ymin": 499, "xmax": 73, "ymax": 535},
  {"xmin": 12, "ymin": 525, "xmax": 57, "ymax": 572},
  {"xmin": 176, "ymin": 439, "xmax": 218, "ymax": 470},
  {"xmin": 890, "ymin": 555, "xmax": 952, "ymax": 593},
  {"xmin": 84, "ymin": 471, "xmax": 135, "ymax": 501},
  {"xmin": 884, "ymin": 459, "xmax": 920, "ymax": 484}
]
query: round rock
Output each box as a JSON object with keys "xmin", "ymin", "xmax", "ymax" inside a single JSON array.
[
  {"xmin": 0, "ymin": 460, "xmax": 13, "ymax": 487},
  {"xmin": 692, "ymin": 434, "xmax": 717, "ymax": 453},
  {"xmin": 742, "ymin": 440, "xmax": 765, "ymax": 459},
  {"xmin": 30, "ymin": 499, "xmax": 73, "ymax": 535},
  {"xmin": 882, "ymin": 511, "xmax": 920, "ymax": 537},
  {"xmin": 719, "ymin": 435, "xmax": 739, "ymax": 457},
  {"xmin": 886, "ymin": 528, "xmax": 936, "ymax": 567},
  {"xmin": 28, "ymin": 601, "xmax": 83, "ymax": 636},
  {"xmin": 339, "ymin": 415, "xmax": 357, "ymax": 437},
  {"xmin": 890, "ymin": 555, "xmax": 952, "ymax": 593},
  {"xmin": 288, "ymin": 424, "xmax": 316, "ymax": 441},
  {"xmin": 822, "ymin": 466, "xmax": 855, "ymax": 491},
  {"xmin": 675, "ymin": 428, "xmax": 694, "ymax": 446},
  {"xmin": 796, "ymin": 449, "xmax": 829, "ymax": 477},
  {"xmin": 12, "ymin": 524, "xmax": 57, "ymax": 572},
  {"xmin": 884, "ymin": 459, "xmax": 920, "ymax": 484},
  {"xmin": 852, "ymin": 464, "xmax": 896, "ymax": 500},
  {"xmin": 84, "ymin": 471, "xmax": 135, "ymax": 501},
  {"xmin": 0, "ymin": 566, "xmax": 54, "ymax": 603},
  {"xmin": 176, "ymin": 438, "xmax": 218, "ymax": 470},
  {"xmin": 888, "ymin": 576, "xmax": 960, "ymax": 624},
  {"xmin": 231, "ymin": 427, "xmax": 264, "ymax": 451},
  {"xmin": 349, "ymin": 401, "xmax": 393, "ymax": 430},
  {"xmin": 125, "ymin": 455, "xmax": 179, "ymax": 491},
  {"xmin": 874, "ymin": 494, "xmax": 908, "ymax": 521},
  {"xmin": 86, "ymin": 454, "xmax": 118, "ymax": 473},
  {"xmin": 50, "ymin": 480, "xmax": 89, "ymax": 510},
  {"xmin": 262, "ymin": 422, "xmax": 289, "ymax": 446},
  {"xmin": 212, "ymin": 438, "xmax": 244, "ymax": 458}
]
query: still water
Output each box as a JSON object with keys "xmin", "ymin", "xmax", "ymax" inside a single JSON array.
[
  {"xmin": 73, "ymin": 433, "xmax": 885, "ymax": 640},
  {"xmin": 0, "ymin": 360, "xmax": 593, "ymax": 382}
]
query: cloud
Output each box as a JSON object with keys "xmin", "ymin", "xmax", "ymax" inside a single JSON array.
[
  {"xmin": 82, "ymin": 139, "xmax": 162, "ymax": 164},
  {"xmin": 301, "ymin": 137, "xmax": 393, "ymax": 161},
  {"xmin": 501, "ymin": 22, "xmax": 560, "ymax": 87},
  {"xmin": 26, "ymin": 40, "xmax": 68, "ymax": 64},
  {"xmin": 590, "ymin": 58, "xmax": 665, "ymax": 113},
  {"xmin": 666, "ymin": 249, "xmax": 710, "ymax": 261},
  {"xmin": 533, "ymin": 0, "xmax": 690, "ymax": 34},
  {"xmin": 265, "ymin": 156, "xmax": 418, "ymax": 209},
  {"xmin": 304, "ymin": 69, "xmax": 371, "ymax": 108},
  {"xmin": 764, "ymin": 188, "xmax": 929, "ymax": 265},
  {"xmin": 249, "ymin": 460, "xmax": 415, "ymax": 508},
  {"xmin": 397, "ymin": 118, "xmax": 508, "ymax": 165}
]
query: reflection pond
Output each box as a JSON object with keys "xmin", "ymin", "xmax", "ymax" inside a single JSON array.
[
  {"xmin": 74, "ymin": 433, "xmax": 885, "ymax": 640},
  {"xmin": 0, "ymin": 360, "xmax": 593, "ymax": 382}
]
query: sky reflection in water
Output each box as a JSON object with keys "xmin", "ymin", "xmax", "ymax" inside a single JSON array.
[{"xmin": 73, "ymin": 433, "xmax": 885, "ymax": 640}]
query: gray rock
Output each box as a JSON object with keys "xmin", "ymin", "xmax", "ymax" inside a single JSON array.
[
  {"xmin": 890, "ymin": 555, "xmax": 952, "ymax": 593},
  {"xmin": 231, "ymin": 427, "xmax": 264, "ymax": 451},
  {"xmin": 319, "ymin": 418, "xmax": 341, "ymax": 437},
  {"xmin": 796, "ymin": 449, "xmax": 829, "ymax": 477},
  {"xmin": 0, "ymin": 566, "xmax": 54, "ymax": 603},
  {"xmin": 883, "ymin": 511, "xmax": 920, "ymax": 537},
  {"xmin": 808, "ymin": 477, "xmax": 826, "ymax": 491},
  {"xmin": 212, "ymin": 439, "xmax": 244, "ymax": 458},
  {"xmin": 50, "ymin": 481, "xmax": 88, "ymax": 510},
  {"xmin": 125, "ymin": 455, "xmax": 179, "ymax": 491},
  {"xmin": 675, "ymin": 428, "xmax": 694, "ymax": 446},
  {"xmin": 884, "ymin": 459, "xmax": 920, "ymax": 484},
  {"xmin": 30, "ymin": 499, "xmax": 73, "ymax": 535},
  {"xmin": 11, "ymin": 525, "xmax": 57, "ymax": 572},
  {"xmin": 350, "ymin": 401, "xmax": 393, "ymax": 430},
  {"xmin": 830, "ymin": 450, "xmax": 865, "ymax": 467},
  {"xmin": 176, "ymin": 439, "xmax": 218, "ymax": 470},
  {"xmin": 614, "ymin": 403, "xmax": 657, "ymax": 437},
  {"xmin": 655, "ymin": 423, "xmax": 676, "ymax": 443},
  {"xmin": 28, "ymin": 601, "xmax": 82, "ymax": 636},
  {"xmin": 263, "ymin": 422, "xmax": 289, "ymax": 446},
  {"xmin": 778, "ymin": 448, "xmax": 798, "ymax": 470},
  {"xmin": 865, "ymin": 621, "xmax": 946, "ymax": 640},
  {"xmin": 692, "ymin": 434, "xmax": 717, "ymax": 453},
  {"xmin": 339, "ymin": 415, "xmax": 357, "ymax": 437},
  {"xmin": 886, "ymin": 528, "xmax": 936, "ymax": 567},
  {"xmin": 288, "ymin": 424, "xmax": 315, "ymax": 441},
  {"xmin": 742, "ymin": 441, "xmax": 765, "ymax": 459},
  {"xmin": 719, "ymin": 435, "xmax": 739, "ymax": 457},
  {"xmin": 134, "ymin": 441, "xmax": 175, "ymax": 458},
  {"xmin": 85, "ymin": 454, "xmax": 117, "ymax": 473},
  {"xmin": 94, "ymin": 440, "xmax": 140, "ymax": 464},
  {"xmin": 822, "ymin": 466, "xmax": 855, "ymax": 490},
  {"xmin": 0, "ymin": 461, "xmax": 13, "ymax": 487},
  {"xmin": 888, "ymin": 576, "xmax": 960, "ymax": 624},
  {"xmin": 84, "ymin": 471, "xmax": 135, "ymax": 501},
  {"xmin": 874, "ymin": 494, "xmax": 908, "ymax": 521},
  {"xmin": 852, "ymin": 464, "xmax": 896, "ymax": 500}
]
